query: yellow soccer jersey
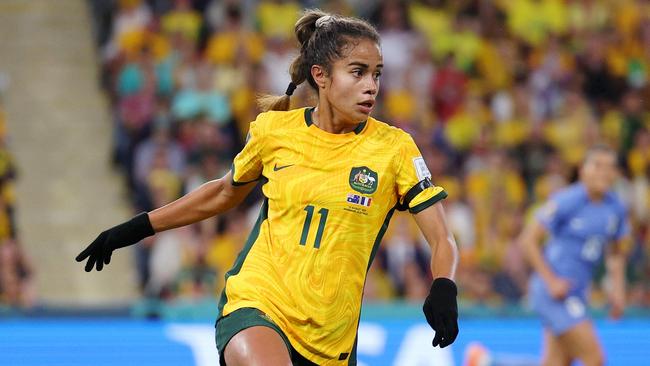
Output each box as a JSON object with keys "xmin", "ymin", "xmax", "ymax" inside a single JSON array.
[{"xmin": 219, "ymin": 107, "xmax": 446, "ymax": 364}]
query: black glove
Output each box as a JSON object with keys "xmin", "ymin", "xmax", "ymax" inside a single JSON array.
[
  {"xmin": 75, "ymin": 212, "xmax": 155, "ymax": 272},
  {"xmin": 423, "ymin": 277, "xmax": 459, "ymax": 348}
]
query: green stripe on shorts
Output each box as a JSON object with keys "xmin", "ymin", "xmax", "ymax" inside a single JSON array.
[{"xmin": 215, "ymin": 307, "xmax": 318, "ymax": 366}]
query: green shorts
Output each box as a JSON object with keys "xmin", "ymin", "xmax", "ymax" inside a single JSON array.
[{"xmin": 215, "ymin": 307, "xmax": 317, "ymax": 366}]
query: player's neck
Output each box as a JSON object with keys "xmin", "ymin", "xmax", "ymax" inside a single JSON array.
[
  {"xmin": 584, "ymin": 186, "xmax": 605, "ymax": 202},
  {"xmin": 312, "ymin": 105, "xmax": 357, "ymax": 134}
]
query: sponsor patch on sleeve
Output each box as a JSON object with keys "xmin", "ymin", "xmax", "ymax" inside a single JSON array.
[{"xmin": 412, "ymin": 157, "xmax": 431, "ymax": 181}]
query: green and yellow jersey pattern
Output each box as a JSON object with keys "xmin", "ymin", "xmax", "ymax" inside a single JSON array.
[{"xmin": 219, "ymin": 107, "xmax": 446, "ymax": 364}]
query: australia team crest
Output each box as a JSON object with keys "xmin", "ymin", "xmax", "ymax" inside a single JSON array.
[{"xmin": 349, "ymin": 166, "xmax": 378, "ymax": 194}]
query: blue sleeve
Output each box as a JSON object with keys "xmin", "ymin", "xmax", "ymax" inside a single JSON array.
[{"xmin": 535, "ymin": 190, "xmax": 576, "ymax": 233}]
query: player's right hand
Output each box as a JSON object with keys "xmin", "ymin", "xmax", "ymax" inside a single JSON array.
[
  {"xmin": 75, "ymin": 212, "xmax": 155, "ymax": 272},
  {"xmin": 547, "ymin": 276, "xmax": 571, "ymax": 300}
]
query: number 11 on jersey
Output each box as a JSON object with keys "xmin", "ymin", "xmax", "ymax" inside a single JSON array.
[{"xmin": 300, "ymin": 205, "xmax": 329, "ymax": 249}]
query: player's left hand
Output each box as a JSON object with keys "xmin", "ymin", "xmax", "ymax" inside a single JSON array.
[{"xmin": 423, "ymin": 277, "xmax": 459, "ymax": 348}]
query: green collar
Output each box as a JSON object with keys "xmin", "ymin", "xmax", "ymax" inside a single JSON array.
[{"xmin": 304, "ymin": 107, "xmax": 366, "ymax": 135}]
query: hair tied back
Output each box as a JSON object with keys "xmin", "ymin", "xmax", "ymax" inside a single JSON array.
[
  {"xmin": 315, "ymin": 15, "xmax": 334, "ymax": 29},
  {"xmin": 285, "ymin": 82, "xmax": 297, "ymax": 96}
]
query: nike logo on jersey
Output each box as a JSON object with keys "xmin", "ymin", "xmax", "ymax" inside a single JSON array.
[{"xmin": 273, "ymin": 163, "xmax": 294, "ymax": 171}]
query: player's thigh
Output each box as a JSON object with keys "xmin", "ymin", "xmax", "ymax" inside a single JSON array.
[
  {"xmin": 541, "ymin": 328, "xmax": 571, "ymax": 366},
  {"xmin": 224, "ymin": 326, "xmax": 292, "ymax": 366},
  {"xmin": 558, "ymin": 320, "xmax": 605, "ymax": 366}
]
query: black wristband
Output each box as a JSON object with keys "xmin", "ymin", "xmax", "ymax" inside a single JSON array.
[
  {"xmin": 129, "ymin": 212, "xmax": 155, "ymax": 238},
  {"xmin": 430, "ymin": 277, "xmax": 457, "ymax": 297},
  {"xmin": 111, "ymin": 212, "xmax": 155, "ymax": 249}
]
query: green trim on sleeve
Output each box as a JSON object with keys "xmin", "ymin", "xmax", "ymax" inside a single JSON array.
[
  {"xmin": 408, "ymin": 190, "xmax": 448, "ymax": 214},
  {"xmin": 230, "ymin": 163, "xmax": 261, "ymax": 186}
]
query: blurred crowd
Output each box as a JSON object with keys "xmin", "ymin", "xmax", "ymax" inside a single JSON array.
[
  {"xmin": 0, "ymin": 80, "xmax": 35, "ymax": 309},
  {"xmin": 87, "ymin": 0, "xmax": 650, "ymax": 309}
]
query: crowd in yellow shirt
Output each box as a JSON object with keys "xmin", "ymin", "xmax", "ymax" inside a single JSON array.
[
  {"xmin": 90, "ymin": 0, "xmax": 650, "ymax": 309},
  {"xmin": 0, "ymin": 95, "xmax": 35, "ymax": 309}
]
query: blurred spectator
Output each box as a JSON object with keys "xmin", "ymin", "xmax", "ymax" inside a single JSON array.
[
  {"xmin": 502, "ymin": 0, "xmax": 568, "ymax": 47},
  {"xmin": 204, "ymin": 209, "xmax": 248, "ymax": 295},
  {"xmin": 372, "ymin": 0, "xmax": 417, "ymax": 91},
  {"xmin": 260, "ymin": 37, "xmax": 295, "ymax": 96},
  {"xmin": 102, "ymin": 0, "xmax": 153, "ymax": 63},
  {"xmin": 133, "ymin": 104, "xmax": 185, "ymax": 186},
  {"xmin": 577, "ymin": 32, "xmax": 625, "ymax": 112},
  {"xmin": 255, "ymin": 0, "xmax": 300, "ymax": 40},
  {"xmin": 432, "ymin": 54, "xmax": 467, "ymax": 123},
  {"xmin": 161, "ymin": 0, "xmax": 202, "ymax": 43},
  {"xmin": 0, "ymin": 240, "xmax": 36, "ymax": 308},
  {"xmin": 0, "ymin": 94, "xmax": 34, "ymax": 309},
  {"xmin": 204, "ymin": 3, "xmax": 265, "ymax": 67},
  {"xmin": 382, "ymin": 213, "xmax": 426, "ymax": 297},
  {"xmin": 171, "ymin": 62, "xmax": 231, "ymax": 123},
  {"xmin": 620, "ymin": 90, "xmax": 646, "ymax": 156},
  {"xmin": 142, "ymin": 164, "xmax": 185, "ymax": 298},
  {"xmin": 492, "ymin": 240, "xmax": 527, "ymax": 305}
]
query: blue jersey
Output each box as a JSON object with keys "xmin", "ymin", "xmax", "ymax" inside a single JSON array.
[
  {"xmin": 535, "ymin": 183, "xmax": 629, "ymax": 291},
  {"xmin": 529, "ymin": 183, "xmax": 629, "ymax": 334}
]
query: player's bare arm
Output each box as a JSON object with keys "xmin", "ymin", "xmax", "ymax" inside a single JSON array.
[
  {"xmin": 413, "ymin": 202, "xmax": 458, "ymax": 280},
  {"xmin": 149, "ymin": 170, "xmax": 256, "ymax": 232},
  {"xmin": 76, "ymin": 170, "xmax": 256, "ymax": 272},
  {"xmin": 519, "ymin": 218, "xmax": 570, "ymax": 300},
  {"xmin": 413, "ymin": 201, "xmax": 459, "ymax": 348}
]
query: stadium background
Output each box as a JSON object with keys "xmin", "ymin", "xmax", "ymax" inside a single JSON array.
[{"xmin": 1, "ymin": 0, "xmax": 650, "ymax": 364}]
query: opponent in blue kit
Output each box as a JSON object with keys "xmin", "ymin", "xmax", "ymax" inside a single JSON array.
[{"xmin": 519, "ymin": 145, "xmax": 630, "ymax": 366}]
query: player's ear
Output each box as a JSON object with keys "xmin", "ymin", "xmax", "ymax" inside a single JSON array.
[{"xmin": 311, "ymin": 64, "xmax": 327, "ymax": 90}]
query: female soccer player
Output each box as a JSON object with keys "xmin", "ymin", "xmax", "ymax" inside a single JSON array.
[
  {"xmin": 76, "ymin": 10, "xmax": 459, "ymax": 366},
  {"xmin": 519, "ymin": 145, "xmax": 629, "ymax": 366}
]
